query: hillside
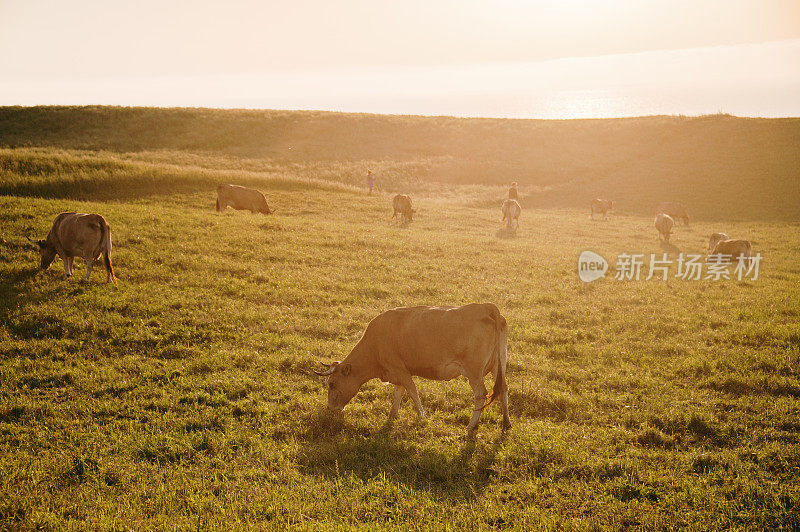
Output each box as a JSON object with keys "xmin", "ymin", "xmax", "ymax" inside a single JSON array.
[{"xmin": 1, "ymin": 106, "xmax": 799, "ymax": 221}]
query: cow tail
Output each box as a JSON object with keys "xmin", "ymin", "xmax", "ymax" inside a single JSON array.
[
  {"xmin": 100, "ymin": 219, "xmax": 115, "ymax": 282},
  {"xmin": 483, "ymin": 307, "xmax": 508, "ymax": 410}
]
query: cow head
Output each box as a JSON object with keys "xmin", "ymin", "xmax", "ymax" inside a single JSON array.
[
  {"xmin": 27, "ymin": 236, "xmax": 57, "ymax": 270},
  {"xmin": 314, "ymin": 361, "xmax": 359, "ymax": 413}
]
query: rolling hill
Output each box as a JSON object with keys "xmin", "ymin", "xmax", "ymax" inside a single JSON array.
[{"xmin": 1, "ymin": 105, "xmax": 799, "ymax": 222}]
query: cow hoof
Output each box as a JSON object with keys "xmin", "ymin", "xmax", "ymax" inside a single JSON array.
[{"xmin": 502, "ymin": 421, "xmax": 512, "ymax": 432}]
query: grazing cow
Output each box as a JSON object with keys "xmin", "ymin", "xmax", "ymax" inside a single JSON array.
[
  {"xmin": 391, "ymin": 194, "xmax": 415, "ymax": 224},
  {"xmin": 28, "ymin": 212, "xmax": 116, "ymax": 282},
  {"xmin": 314, "ymin": 303, "xmax": 511, "ymax": 433},
  {"xmin": 501, "ymin": 199, "xmax": 521, "ymax": 229},
  {"xmin": 707, "ymin": 232, "xmax": 730, "ymax": 252},
  {"xmin": 711, "ymin": 239, "xmax": 754, "ymax": 268},
  {"xmin": 590, "ymin": 199, "xmax": 614, "ymax": 220},
  {"xmin": 216, "ymin": 184, "xmax": 272, "ymax": 214},
  {"xmin": 656, "ymin": 201, "xmax": 689, "ymax": 225},
  {"xmin": 654, "ymin": 213, "xmax": 674, "ymax": 243}
]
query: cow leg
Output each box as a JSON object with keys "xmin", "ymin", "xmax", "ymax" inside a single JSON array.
[
  {"xmin": 83, "ymin": 257, "xmax": 94, "ymax": 281},
  {"xmin": 389, "ymin": 385, "xmax": 406, "ymax": 418},
  {"xmin": 399, "ymin": 377, "xmax": 425, "ymax": 418},
  {"xmin": 466, "ymin": 378, "xmax": 488, "ymax": 433},
  {"xmin": 500, "ymin": 385, "xmax": 511, "ymax": 430},
  {"xmin": 63, "ymin": 256, "xmax": 73, "ymax": 279}
]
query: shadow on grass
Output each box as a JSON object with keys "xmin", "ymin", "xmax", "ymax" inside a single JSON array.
[
  {"xmin": 0, "ymin": 241, "xmax": 90, "ymax": 343},
  {"xmin": 0, "ymin": 165, "xmax": 351, "ymax": 203},
  {"xmin": 495, "ymin": 227, "xmax": 517, "ymax": 239},
  {"xmin": 0, "ymin": 174, "xmax": 217, "ymax": 202},
  {"xmin": 390, "ymin": 220, "xmax": 413, "ymax": 229},
  {"xmin": 0, "ymin": 266, "xmax": 40, "ymax": 323},
  {"xmin": 296, "ymin": 408, "xmax": 506, "ymax": 501},
  {"xmin": 660, "ymin": 241, "xmax": 680, "ymax": 253}
]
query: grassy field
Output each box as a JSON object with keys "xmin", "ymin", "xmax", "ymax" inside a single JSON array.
[{"xmin": 1, "ymin": 109, "xmax": 799, "ymax": 529}]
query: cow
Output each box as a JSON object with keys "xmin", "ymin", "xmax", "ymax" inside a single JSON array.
[
  {"xmin": 27, "ymin": 212, "xmax": 116, "ymax": 282},
  {"xmin": 216, "ymin": 184, "xmax": 272, "ymax": 214},
  {"xmin": 707, "ymin": 232, "xmax": 730, "ymax": 252},
  {"xmin": 590, "ymin": 199, "xmax": 613, "ymax": 220},
  {"xmin": 391, "ymin": 194, "xmax": 415, "ymax": 224},
  {"xmin": 314, "ymin": 303, "xmax": 511, "ymax": 434},
  {"xmin": 654, "ymin": 213, "xmax": 674, "ymax": 243},
  {"xmin": 501, "ymin": 199, "xmax": 521, "ymax": 229},
  {"xmin": 656, "ymin": 201, "xmax": 689, "ymax": 225},
  {"xmin": 711, "ymin": 239, "xmax": 754, "ymax": 268}
]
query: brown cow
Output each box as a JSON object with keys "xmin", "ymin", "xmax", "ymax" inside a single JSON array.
[
  {"xmin": 314, "ymin": 303, "xmax": 510, "ymax": 433},
  {"xmin": 590, "ymin": 199, "xmax": 613, "ymax": 220},
  {"xmin": 654, "ymin": 213, "xmax": 674, "ymax": 243},
  {"xmin": 501, "ymin": 199, "xmax": 521, "ymax": 229},
  {"xmin": 28, "ymin": 212, "xmax": 115, "ymax": 282},
  {"xmin": 707, "ymin": 232, "xmax": 730, "ymax": 252},
  {"xmin": 711, "ymin": 239, "xmax": 754, "ymax": 268},
  {"xmin": 391, "ymin": 194, "xmax": 415, "ymax": 224},
  {"xmin": 656, "ymin": 201, "xmax": 689, "ymax": 225},
  {"xmin": 216, "ymin": 184, "xmax": 272, "ymax": 214}
]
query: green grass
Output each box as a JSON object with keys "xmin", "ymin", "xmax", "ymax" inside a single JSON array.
[{"xmin": 0, "ymin": 124, "xmax": 799, "ymax": 528}]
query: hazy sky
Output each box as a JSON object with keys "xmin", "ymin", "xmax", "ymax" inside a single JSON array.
[
  {"xmin": 1, "ymin": 1, "xmax": 798, "ymax": 117},
  {"xmin": 3, "ymin": 0, "xmax": 798, "ymax": 78}
]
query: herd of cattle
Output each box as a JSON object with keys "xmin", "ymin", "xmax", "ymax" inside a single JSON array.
[
  {"xmin": 591, "ymin": 197, "xmax": 753, "ymax": 262},
  {"xmin": 23, "ymin": 182, "xmax": 754, "ymax": 433}
]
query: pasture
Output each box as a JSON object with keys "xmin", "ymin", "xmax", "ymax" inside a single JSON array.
[{"xmin": 0, "ymin": 110, "xmax": 799, "ymax": 529}]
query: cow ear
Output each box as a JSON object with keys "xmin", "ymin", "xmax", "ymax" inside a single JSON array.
[{"xmin": 341, "ymin": 363, "xmax": 352, "ymax": 377}]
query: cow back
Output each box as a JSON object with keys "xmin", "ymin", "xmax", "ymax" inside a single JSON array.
[
  {"xmin": 49, "ymin": 212, "xmax": 107, "ymax": 258},
  {"xmin": 364, "ymin": 304, "xmax": 503, "ymax": 380}
]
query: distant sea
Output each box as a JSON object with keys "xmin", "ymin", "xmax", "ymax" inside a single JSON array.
[{"xmin": 2, "ymin": 39, "xmax": 798, "ymax": 119}]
